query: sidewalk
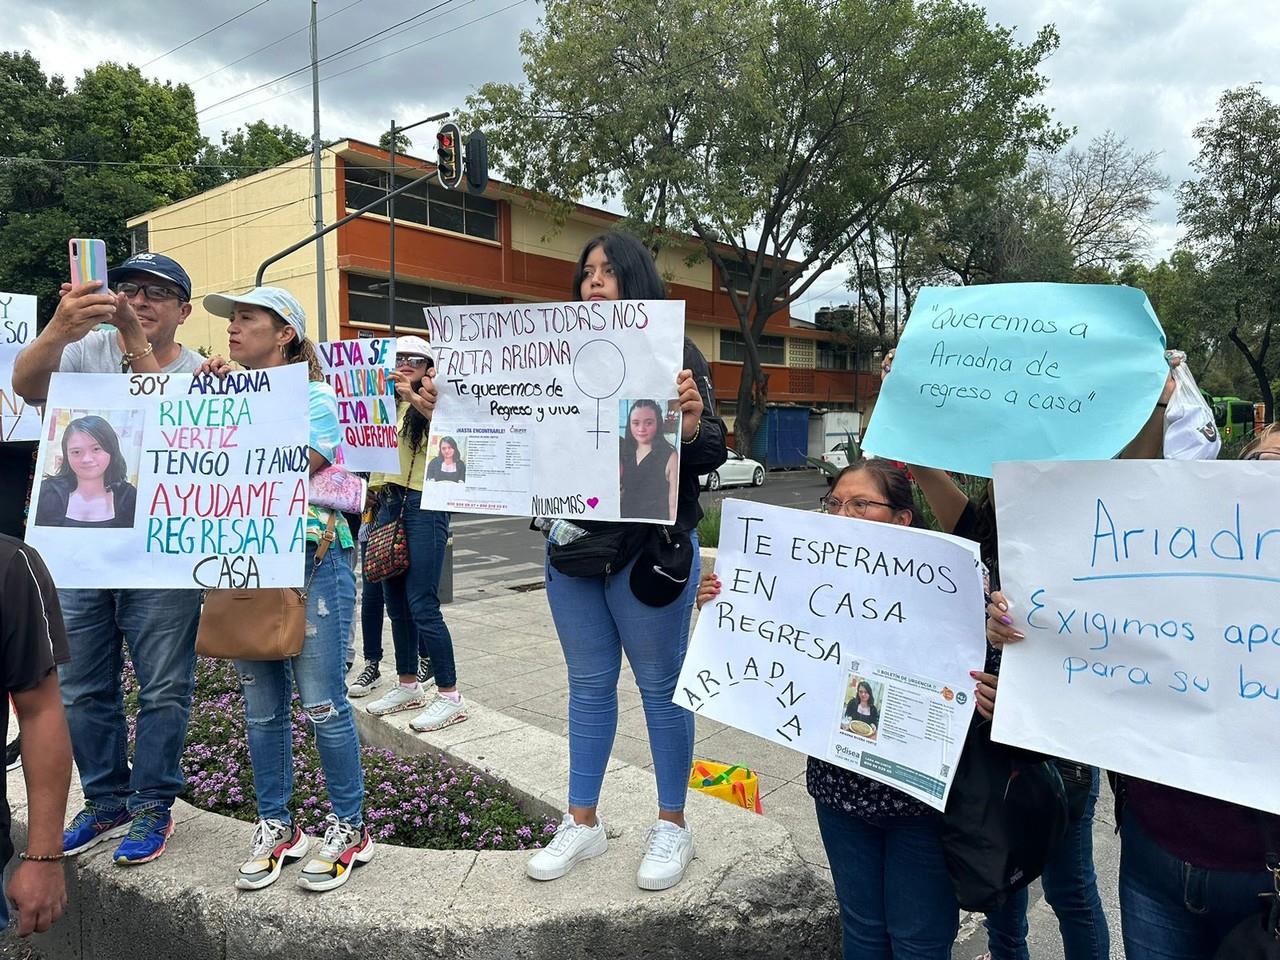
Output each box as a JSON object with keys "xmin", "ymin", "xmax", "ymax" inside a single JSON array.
[{"xmin": 409, "ymin": 582, "xmax": 1122, "ymax": 960}]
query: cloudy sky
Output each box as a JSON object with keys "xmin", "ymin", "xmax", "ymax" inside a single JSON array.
[{"xmin": 7, "ymin": 0, "xmax": 1277, "ymax": 318}]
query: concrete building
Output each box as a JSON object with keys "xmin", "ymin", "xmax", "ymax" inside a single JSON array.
[{"xmin": 128, "ymin": 138, "xmax": 880, "ymax": 438}]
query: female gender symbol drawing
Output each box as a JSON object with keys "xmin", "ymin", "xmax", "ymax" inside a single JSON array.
[{"xmin": 572, "ymin": 339, "xmax": 627, "ymax": 449}]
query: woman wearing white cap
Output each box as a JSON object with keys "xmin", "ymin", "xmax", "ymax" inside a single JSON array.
[
  {"xmin": 199, "ymin": 286, "xmax": 371, "ymax": 893},
  {"xmin": 362, "ymin": 335, "xmax": 467, "ymax": 733}
]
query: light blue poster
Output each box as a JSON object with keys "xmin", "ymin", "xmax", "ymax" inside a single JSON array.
[{"xmin": 862, "ymin": 283, "xmax": 1167, "ymax": 477}]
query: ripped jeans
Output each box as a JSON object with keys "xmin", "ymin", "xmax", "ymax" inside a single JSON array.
[{"xmin": 235, "ymin": 542, "xmax": 364, "ymax": 825}]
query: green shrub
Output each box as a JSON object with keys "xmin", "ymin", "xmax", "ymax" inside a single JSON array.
[{"xmin": 697, "ymin": 501, "xmax": 722, "ymax": 548}]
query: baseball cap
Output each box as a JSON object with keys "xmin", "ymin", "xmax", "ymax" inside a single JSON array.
[
  {"xmin": 396, "ymin": 334, "xmax": 432, "ymax": 358},
  {"xmin": 203, "ymin": 286, "xmax": 307, "ymax": 342},
  {"xmin": 108, "ymin": 253, "xmax": 192, "ymax": 301}
]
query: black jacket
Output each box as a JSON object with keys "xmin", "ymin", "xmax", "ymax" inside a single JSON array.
[{"xmin": 675, "ymin": 337, "xmax": 728, "ymax": 531}]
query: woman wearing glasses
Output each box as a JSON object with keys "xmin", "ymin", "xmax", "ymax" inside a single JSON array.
[
  {"xmin": 698, "ymin": 457, "xmax": 994, "ymax": 958},
  {"xmin": 363, "ymin": 336, "xmax": 467, "ymax": 733}
]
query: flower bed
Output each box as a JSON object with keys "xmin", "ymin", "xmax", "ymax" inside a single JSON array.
[{"xmin": 127, "ymin": 659, "xmax": 557, "ymax": 851}]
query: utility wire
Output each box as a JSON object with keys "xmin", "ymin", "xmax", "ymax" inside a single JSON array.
[
  {"xmin": 140, "ymin": 0, "xmax": 277, "ymax": 70},
  {"xmin": 191, "ymin": 0, "xmax": 364, "ymax": 84},
  {"xmin": 196, "ymin": 0, "xmax": 458, "ymax": 115},
  {"xmin": 201, "ymin": 0, "xmax": 514, "ymax": 125}
]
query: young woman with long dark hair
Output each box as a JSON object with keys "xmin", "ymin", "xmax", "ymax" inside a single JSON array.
[
  {"xmin": 34, "ymin": 416, "xmax": 137, "ymax": 528},
  {"xmin": 524, "ymin": 230, "xmax": 727, "ymax": 891}
]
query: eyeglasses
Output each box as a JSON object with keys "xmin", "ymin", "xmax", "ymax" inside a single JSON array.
[
  {"xmin": 1243, "ymin": 450, "xmax": 1280, "ymax": 461},
  {"xmin": 820, "ymin": 495, "xmax": 895, "ymax": 516},
  {"xmin": 114, "ymin": 281, "xmax": 183, "ymax": 302},
  {"xmin": 395, "ymin": 354, "xmax": 431, "ymax": 368}
]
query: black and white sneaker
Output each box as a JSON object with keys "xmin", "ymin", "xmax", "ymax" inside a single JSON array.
[
  {"xmin": 5, "ymin": 736, "xmax": 20, "ymax": 772},
  {"xmin": 347, "ymin": 662, "xmax": 382, "ymax": 699},
  {"xmin": 417, "ymin": 656, "xmax": 435, "ymax": 689}
]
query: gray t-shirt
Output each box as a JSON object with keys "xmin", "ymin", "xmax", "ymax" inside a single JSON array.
[{"xmin": 58, "ymin": 329, "xmax": 204, "ymax": 374}]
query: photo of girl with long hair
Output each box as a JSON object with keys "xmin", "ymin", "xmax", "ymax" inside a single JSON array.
[
  {"xmin": 841, "ymin": 676, "xmax": 882, "ymax": 740},
  {"xmin": 618, "ymin": 397, "xmax": 679, "ymax": 522},
  {"xmin": 425, "ymin": 434, "xmax": 466, "ymax": 483},
  {"xmin": 34, "ymin": 412, "xmax": 140, "ymax": 528}
]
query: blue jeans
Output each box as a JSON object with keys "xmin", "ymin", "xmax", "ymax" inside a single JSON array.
[
  {"xmin": 1119, "ymin": 809, "xmax": 1274, "ymax": 960},
  {"xmin": 985, "ymin": 766, "xmax": 1110, "ymax": 959},
  {"xmin": 814, "ymin": 802, "xmax": 959, "ymax": 959},
  {"xmin": 235, "ymin": 543, "xmax": 363, "ymax": 825},
  {"xmin": 359, "ymin": 541, "xmax": 414, "ymax": 665},
  {"xmin": 58, "ymin": 587, "xmax": 201, "ymax": 814},
  {"xmin": 376, "ymin": 488, "xmax": 455, "ymax": 684},
  {"xmin": 545, "ymin": 533, "xmax": 699, "ymax": 812}
]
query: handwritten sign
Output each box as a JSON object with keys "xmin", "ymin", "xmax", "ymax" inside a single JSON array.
[
  {"xmin": 676, "ymin": 500, "xmax": 986, "ymax": 809},
  {"xmin": 0, "ymin": 292, "xmax": 40, "ymax": 442},
  {"xmin": 318, "ymin": 337, "xmax": 399, "ymax": 472},
  {"xmin": 421, "ymin": 300, "xmax": 685, "ymax": 523},
  {"xmin": 27, "ymin": 366, "xmax": 310, "ymax": 589},
  {"xmin": 992, "ymin": 460, "xmax": 1280, "ymax": 815},
  {"xmin": 862, "ymin": 283, "xmax": 1167, "ymax": 477}
]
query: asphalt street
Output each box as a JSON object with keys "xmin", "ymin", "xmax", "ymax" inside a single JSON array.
[{"xmin": 447, "ymin": 467, "xmax": 830, "ymax": 601}]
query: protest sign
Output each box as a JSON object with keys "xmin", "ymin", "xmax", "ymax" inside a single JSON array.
[
  {"xmin": 676, "ymin": 500, "xmax": 986, "ymax": 809},
  {"xmin": 862, "ymin": 283, "xmax": 1168, "ymax": 477},
  {"xmin": 0, "ymin": 292, "xmax": 40, "ymax": 442},
  {"xmin": 26, "ymin": 365, "xmax": 310, "ymax": 589},
  {"xmin": 317, "ymin": 336, "xmax": 398, "ymax": 472},
  {"xmin": 992, "ymin": 459, "xmax": 1280, "ymax": 815},
  {"xmin": 421, "ymin": 300, "xmax": 685, "ymax": 523}
]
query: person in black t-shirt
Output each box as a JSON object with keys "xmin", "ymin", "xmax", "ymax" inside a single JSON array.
[{"xmin": 0, "ymin": 535, "xmax": 72, "ymax": 936}]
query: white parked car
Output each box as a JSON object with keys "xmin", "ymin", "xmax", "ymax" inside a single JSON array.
[
  {"xmin": 701, "ymin": 449, "xmax": 766, "ymax": 491},
  {"xmin": 818, "ymin": 446, "xmax": 850, "ymax": 471}
]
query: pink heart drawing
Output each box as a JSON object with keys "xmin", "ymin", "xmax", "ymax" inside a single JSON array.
[{"xmin": 586, "ymin": 497, "xmax": 600, "ymax": 509}]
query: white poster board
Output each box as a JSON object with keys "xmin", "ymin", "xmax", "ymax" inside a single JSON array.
[
  {"xmin": 992, "ymin": 459, "xmax": 1280, "ymax": 815},
  {"xmin": 676, "ymin": 500, "xmax": 986, "ymax": 809},
  {"xmin": 0, "ymin": 293, "xmax": 40, "ymax": 442},
  {"xmin": 317, "ymin": 337, "xmax": 399, "ymax": 473},
  {"xmin": 421, "ymin": 300, "xmax": 685, "ymax": 523},
  {"xmin": 27, "ymin": 366, "xmax": 310, "ymax": 589}
]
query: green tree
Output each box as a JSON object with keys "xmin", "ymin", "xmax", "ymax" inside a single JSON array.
[
  {"xmin": 462, "ymin": 0, "xmax": 1064, "ymax": 451},
  {"xmin": 1178, "ymin": 85, "xmax": 1280, "ymax": 420},
  {"xmin": 378, "ymin": 129, "xmax": 413, "ymax": 155},
  {"xmin": 0, "ymin": 58, "xmax": 205, "ymax": 320},
  {"xmin": 196, "ymin": 120, "xmax": 310, "ymax": 191}
]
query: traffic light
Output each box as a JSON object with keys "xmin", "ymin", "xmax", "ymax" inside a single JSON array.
[
  {"xmin": 436, "ymin": 122, "xmax": 463, "ymax": 190},
  {"xmin": 465, "ymin": 130, "xmax": 489, "ymax": 195}
]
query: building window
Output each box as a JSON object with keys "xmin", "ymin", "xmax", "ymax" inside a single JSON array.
[
  {"xmin": 130, "ymin": 223, "xmax": 149, "ymax": 255},
  {"xmin": 720, "ymin": 329, "xmax": 785, "ymax": 365},
  {"xmin": 816, "ymin": 341, "xmax": 854, "ymax": 371},
  {"xmin": 343, "ymin": 162, "xmax": 499, "ymax": 241},
  {"xmin": 347, "ymin": 274, "xmax": 500, "ymax": 331},
  {"xmin": 720, "ymin": 259, "xmax": 778, "ymax": 294}
]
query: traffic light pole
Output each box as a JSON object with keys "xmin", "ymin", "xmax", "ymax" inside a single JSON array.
[
  {"xmin": 383, "ymin": 112, "xmax": 449, "ymax": 336},
  {"xmin": 256, "ymin": 112, "xmax": 449, "ymax": 292}
]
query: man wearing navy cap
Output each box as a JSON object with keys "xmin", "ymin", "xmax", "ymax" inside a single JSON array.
[{"xmin": 11, "ymin": 252, "xmax": 204, "ymax": 867}]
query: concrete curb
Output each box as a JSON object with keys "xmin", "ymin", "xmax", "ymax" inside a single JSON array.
[{"xmin": 11, "ymin": 686, "xmax": 837, "ymax": 959}]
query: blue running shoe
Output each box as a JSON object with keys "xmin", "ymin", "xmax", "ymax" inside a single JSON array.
[
  {"xmin": 113, "ymin": 809, "xmax": 174, "ymax": 865},
  {"xmin": 64, "ymin": 804, "xmax": 132, "ymax": 856}
]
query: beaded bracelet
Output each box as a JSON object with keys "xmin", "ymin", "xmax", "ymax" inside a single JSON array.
[
  {"xmin": 19, "ymin": 851, "xmax": 63, "ymax": 862},
  {"xmin": 120, "ymin": 341, "xmax": 155, "ymax": 373},
  {"xmin": 682, "ymin": 419, "xmax": 702, "ymax": 445}
]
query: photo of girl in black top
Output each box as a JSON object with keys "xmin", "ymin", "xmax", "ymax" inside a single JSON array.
[
  {"xmin": 34, "ymin": 414, "xmax": 138, "ymax": 529},
  {"xmin": 425, "ymin": 435, "xmax": 466, "ymax": 483},
  {"xmin": 842, "ymin": 678, "xmax": 881, "ymax": 736},
  {"xmin": 618, "ymin": 398, "xmax": 678, "ymax": 522}
]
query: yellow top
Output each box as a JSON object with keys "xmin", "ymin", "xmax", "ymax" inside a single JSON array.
[{"xmin": 369, "ymin": 402, "xmax": 424, "ymax": 492}]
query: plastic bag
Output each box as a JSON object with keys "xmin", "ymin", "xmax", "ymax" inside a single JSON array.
[
  {"xmin": 1163, "ymin": 350, "xmax": 1221, "ymax": 461},
  {"xmin": 689, "ymin": 760, "xmax": 764, "ymax": 814}
]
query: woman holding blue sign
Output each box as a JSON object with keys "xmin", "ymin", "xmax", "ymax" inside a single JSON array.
[
  {"xmin": 525, "ymin": 229, "xmax": 727, "ymax": 892},
  {"xmin": 199, "ymin": 287, "xmax": 369, "ymax": 893},
  {"xmin": 984, "ymin": 422, "xmax": 1280, "ymax": 960}
]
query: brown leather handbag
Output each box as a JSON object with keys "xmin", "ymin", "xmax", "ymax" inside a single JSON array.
[{"xmin": 196, "ymin": 515, "xmax": 337, "ymax": 661}]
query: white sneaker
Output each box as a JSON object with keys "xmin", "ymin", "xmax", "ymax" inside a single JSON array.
[
  {"xmin": 408, "ymin": 694, "xmax": 467, "ymax": 732},
  {"xmin": 347, "ymin": 662, "xmax": 382, "ymax": 699},
  {"xmin": 525, "ymin": 814, "xmax": 609, "ymax": 881},
  {"xmin": 636, "ymin": 820, "xmax": 695, "ymax": 890},
  {"xmin": 365, "ymin": 683, "xmax": 429, "ymax": 716},
  {"xmin": 235, "ymin": 818, "xmax": 309, "ymax": 890}
]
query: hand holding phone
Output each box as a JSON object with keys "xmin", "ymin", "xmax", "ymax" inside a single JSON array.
[{"xmin": 47, "ymin": 239, "xmax": 116, "ymax": 345}]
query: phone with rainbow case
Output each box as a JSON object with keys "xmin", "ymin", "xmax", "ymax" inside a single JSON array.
[{"xmin": 68, "ymin": 238, "xmax": 109, "ymax": 292}]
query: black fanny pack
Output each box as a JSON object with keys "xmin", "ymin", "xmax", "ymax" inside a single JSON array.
[{"xmin": 547, "ymin": 521, "xmax": 648, "ymax": 579}]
